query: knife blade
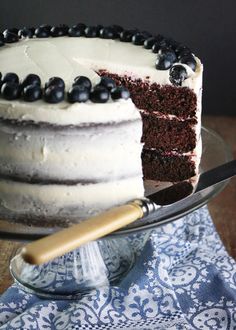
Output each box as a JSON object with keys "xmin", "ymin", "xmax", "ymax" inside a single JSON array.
[
  {"xmin": 149, "ymin": 159, "xmax": 236, "ymax": 206},
  {"xmin": 21, "ymin": 160, "xmax": 236, "ymax": 265},
  {"xmin": 117, "ymin": 159, "xmax": 236, "ymax": 234}
]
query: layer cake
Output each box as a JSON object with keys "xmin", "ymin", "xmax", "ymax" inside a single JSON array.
[{"xmin": 0, "ymin": 25, "xmax": 203, "ymax": 222}]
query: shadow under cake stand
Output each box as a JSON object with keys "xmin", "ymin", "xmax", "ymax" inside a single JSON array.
[{"xmin": 0, "ymin": 127, "xmax": 232, "ymax": 299}]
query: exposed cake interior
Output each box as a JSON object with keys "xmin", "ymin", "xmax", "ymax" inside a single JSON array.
[{"xmin": 98, "ymin": 70, "xmax": 202, "ymax": 182}]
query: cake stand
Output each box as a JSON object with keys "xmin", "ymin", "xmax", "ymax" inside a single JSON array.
[{"xmin": 0, "ymin": 127, "xmax": 233, "ymax": 299}]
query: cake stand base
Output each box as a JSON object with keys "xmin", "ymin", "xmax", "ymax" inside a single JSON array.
[{"xmin": 10, "ymin": 235, "xmax": 139, "ymax": 299}]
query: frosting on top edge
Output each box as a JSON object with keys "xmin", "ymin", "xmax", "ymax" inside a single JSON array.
[
  {"xmin": 0, "ymin": 37, "xmax": 203, "ymax": 90},
  {"xmin": 0, "ymin": 37, "xmax": 203, "ymax": 124}
]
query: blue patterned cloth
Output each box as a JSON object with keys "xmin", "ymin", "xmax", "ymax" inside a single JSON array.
[{"xmin": 0, "ymin": 206, "xmax": 236, "ymax": 330}]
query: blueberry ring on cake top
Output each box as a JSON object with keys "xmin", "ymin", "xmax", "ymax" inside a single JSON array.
[
  {"xmin": 0, "ymin": 23, "xmax": 197, "ymax": 79},
  {"xmin": 0, "ymin": 24, "xmax": 201, "ymax": 109},
  {"xmin": 0, "ymin": 23, "xmax": 203, "ymax": 222}
]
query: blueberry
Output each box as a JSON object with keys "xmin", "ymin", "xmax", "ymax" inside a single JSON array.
[
  {"xmin": 2, "ymin": 29, "xmax": 18, "ymax": 45},
  {"xmin": 73, "ymin": 76, "xmax": 92, "ymax": 90},
  {"xmin": 50, "ymin": 26, "xmax": 62, "ymax": 37},
  {"xmin": 39, "ymin": 24, "xmax": 52, "ymax": 33},
  {"xmin": 178, "ymin": 49, "xmax": 192, "ymax": 60},
  {"xmin": 152, "ymin": 35, "xmax": 167, "ymax": 53},
  {"xmin": 3, "ymin": 28, "xmax": 19, "ymax": 36},
  {"xmin": 22, "ymin": 74, "xmax": 41, "ymax": 88},
  {"xmin": 180, "ymin": 54, "xmax": 197, "ymax": 71},
  {"xmin": 18, "ymin": 27, "xmax": 33, "ymax": 38},
  {"xmin": 68, "ymin": 24, "xmax": 85, "ymax": 37},
  {"xmin": 175, "ymin": 45, "xmax": 192, "ymax": 58},
  {"xmin": 50, "ymin": 25, "xmax": 68, "ymax": 37},
  {"xmin": 4, "ymin": 31, "xmax": 19, "ymax": 43},
  {"xmin": 68, "ymin": 27, "xmax": 81, "ymax": 37},
  {"xmin": 60, "ymin": 24, "xmax": 69, "ymax": 33},
  {"xmin": 111, "ymin": 86, "xmax": 130, "ymax": 100},
  {"xmin": 152, "ymin": 40, "xmax": 168, "ymax": 53},
  {"xmin": 90, "ymin": 86, "xmax": 109, "ymax": 103},
  {"xmin": 99, "ymin": 76, "xmax": 116, "ymax": 90},
  {"xmin": 30, "ymin": 27, "xmax": 36, "ymax": 35},
  {"xmin": 152, "ymin": 43, "xmax": 161, "ymax": 54},
  {"xmin": 2, "ymin": 72, "xmax": 19, "ymax": 84},
  {"xmin": 44, "ymin": 86, "xmax": 64, "ymax": 103},
  {"xmin": 95, "ymin": 24, "xmax": 104, "ymax": 32},
  {"xmin": 45, "ymin": 77, "xmax": 65, "ymax": 90},
  {"xmin": 23, "ymin": 85, "xmax": 42, "ymax": 102},
  {"xmin": 1, "ymin": 82, "xmax": 20, "ymax": 100},
  {"xmin": 35, "ymin": 26, "xmax": 50, "ymax": 38},
  {"xmin": 73, "ymin": 23, "xmax": 86, "ymax": 30},
  {"xmin": 120, "ymin": 30, "xmax": 137, "ymax": 42},
  {"xmin": 144, "ymin": 37, "xmax": 157, "ymax": 49},
  {"xmin": 155, "ymin": 47, "xmax": 177, "ymax": 70},
  {"xmin": 84, "ymin": 26, "xmax": 99, "ymax": 38},
  {"xmin": 100, "ymin": 27, "xmax": 117, "ymax": 39},
  {"xmin": 132, "ymin": 33, "xmax": 146, "ymax": 45},
  {"xmin": 165, "ymin": 38, "xmax": 179, "ymax": 50},
  {"xmin": 67, "ymin": 85, "xmax": 89, "ymax": 103},
  {"xmin": 111, "ymin": 25, "xmax": 123, "ymax": 34},
  {"xmin": 156, "ymin": 56, "xmax": 172, "ymax": 70},
  {"xmin": 159, "ymin": 47, "xmax": 177, "ymax": 63},
  {"xmin": 169, "ymin": 65, "xmax": 188, "ymax": 86}
]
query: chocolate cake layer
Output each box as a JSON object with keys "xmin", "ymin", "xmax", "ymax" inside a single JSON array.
[
  {"xmin": 99, "ymin": 70, "xmax": 197, "ymax": 118},
  {"xmin": 141, "ymin": 113, "xmax": 197, "ymax": 152},
  {"xmin": 152, "ymin": 181, "xmax": 194, "ymax": 205},
  {"xmin": 142, "ymin": 149, "xmax": 196, "ymax": 182}
]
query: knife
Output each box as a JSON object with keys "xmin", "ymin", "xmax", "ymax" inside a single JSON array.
[{"xmin": 21, "ymin": 160, "xmax": 236, "ymax": 265}]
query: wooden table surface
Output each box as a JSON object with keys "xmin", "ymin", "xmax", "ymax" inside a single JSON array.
[{"xmin": 0, "ymin": 115, "xmax": 235, "ymax": 294}]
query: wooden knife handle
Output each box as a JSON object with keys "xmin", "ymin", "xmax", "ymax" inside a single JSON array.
[{"xmin": 21, "ymin": 202, "xmax": 144, "ymax": 265}]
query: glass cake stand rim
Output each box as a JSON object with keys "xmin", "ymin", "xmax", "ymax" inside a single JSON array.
[{"xmin": 0, "ymin": 126, "xmax": 233, "ymax": 241}]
